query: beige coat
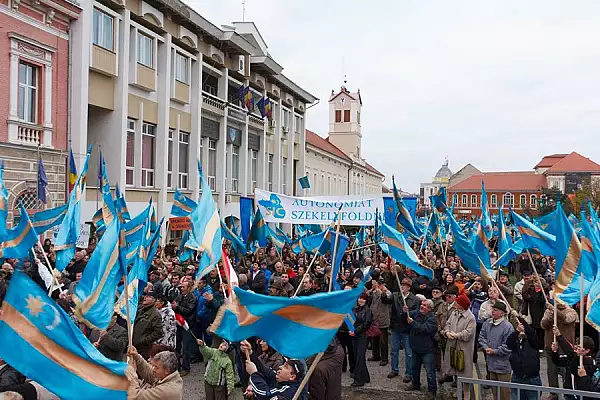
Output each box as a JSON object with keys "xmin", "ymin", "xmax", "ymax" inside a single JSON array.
[
  {"xmin": 540, "ymin": 304, "xmax": 578, "ymax": 350},
  {"xmin": 126, "ymin": 354, "xmax": 183, "ymax": 400},
  {"xmin": 442, "ymin": 309, "xmax": 476, "ymax": 378}
]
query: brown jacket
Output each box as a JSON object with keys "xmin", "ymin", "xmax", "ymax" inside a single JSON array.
[
  {"xmin": 370, "ymin": 289, "xmax": 392, "ymax": 329},
  {"xmin": 540, "ymin": 303, "xmax": 578, "ymax": 350},
  {"xmin": 126, "ymin": 354, "xmax": 183, "ymax": 400}
]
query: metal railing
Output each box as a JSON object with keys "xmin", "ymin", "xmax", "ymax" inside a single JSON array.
[{"xmin": 457, "ymin": 377, "xmax": 600, "ymax": 400}]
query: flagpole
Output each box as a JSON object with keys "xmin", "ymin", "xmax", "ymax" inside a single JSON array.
[
  {"xmin": 292, "ymin": 252, "xmax": 320, "ymax": 297},
  {"xmin": 580, "ymin": 272, "xmax": 584, "ymax": 368},
  {"xmin": 525, "ymin": 248, "xmax": 549, "ymax": 304},
  {"xmin": 344, "ymin": 241, "xmax": 382, "ymax": 254},
  {"xmin": 27, "ymin": 219, "xmax": 62, "ymax": 295},
  {"xmin": 419, "ymin": 211, "xmax": 434, "ymax": 253},
  {"xmin": 292, "ymin": 212, "xmax": 342, "ymax": 400},
  {"xmin": 123, "ymin": 273, "xmax": 134, "ymax": 350},
  {"xmin": 328, "ymin": 210, "xmax": 343, "ymax": 292}
]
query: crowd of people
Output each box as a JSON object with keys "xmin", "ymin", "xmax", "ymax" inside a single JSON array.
[{"xmin": 1, "ymin": 230, "xmax": 600, "ymax": 400}]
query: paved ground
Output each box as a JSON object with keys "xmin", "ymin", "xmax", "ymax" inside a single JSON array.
[{"xmin": 182, "ymin": 346, "xmax": 554, "ymax": 399}]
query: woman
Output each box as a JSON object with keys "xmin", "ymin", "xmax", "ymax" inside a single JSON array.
[
  {"xmin": 466, "ymin": 280, "xmax": 488, "ymax": 363},
  {"xmin": 442, "ymin": 273, "xmax": 456, "ymax": 293},
  {"xmin": 351, "ymin": 293, "xmax": 372, "ymax": 387},
  {"xmin": 454, "ymin": 273, "xmax": 465, "ymax": 294},
  {"xmin": 441, "ymin": 294, "xmax": 477, "ymax": 400},
  {"xmin": 337, "ymin": 284, "xmax": 356, "ymax": 374},
  {"xmin": 257, "ymin": 339, "xmax": 283, "ymax": 370}
]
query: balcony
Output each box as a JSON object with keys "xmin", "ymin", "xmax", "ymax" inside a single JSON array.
[
  {"xmin": 202, "ymin": 91, "xmax": 227, "ymax": 117},
  {"xmin": 135, "ymin": 64, "xmax": 156, "ymax": 92},
  {"xmin": 17, "ymin": 122, "xmax": 42, "ymax": 145},
  {"xmin": 249, "ymin": 113, "xmax": 264, "ymax": 130},
  {"xmin": 91, "ymin": 45, "xmax": 117, "ymax": 77},
  {"xmin": 172, "ymin": 81, "xmax": 190, "ymax": 104},
  {"xmin": 227, "ymin": 103, "xmax": 246, "ymax": 123}
]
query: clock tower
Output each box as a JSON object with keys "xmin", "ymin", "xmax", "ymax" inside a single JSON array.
[{"xmin": 328, "ymin": 84, "xmax": 363, "ymax": 160}]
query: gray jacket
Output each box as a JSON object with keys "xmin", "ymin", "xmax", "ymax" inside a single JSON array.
[{"xmin": 479, "ymin": 318, "xmax": 514, "ymax": 373}]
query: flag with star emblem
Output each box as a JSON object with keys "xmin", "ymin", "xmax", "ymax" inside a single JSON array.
[
  {"xmin": 0, "ymin": 160, "xmax": 9, "ymax": 234},
  {"xmin": 0, "ymin": 205, "xmax": 40, "ymax": 259},
  {"xmin": 0, "ymin": 271, "xmax": 129, "ymax": 400}
]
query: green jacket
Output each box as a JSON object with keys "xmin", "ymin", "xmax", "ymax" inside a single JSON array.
[{"xmin": 199, "ymin": 345, "xmax": 234, "ymax": 391}]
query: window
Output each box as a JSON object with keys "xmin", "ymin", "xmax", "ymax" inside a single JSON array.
[
  {"xmin": 531, "ymin": 194, "xmax": 537, "ymax": 208},
  {"xmin": 137, "ymin": 33, "xmax": 153, "ymax": 68},
  {"xmin": 251, "ymin": 150, "xmax": 258, "ymax": 191},
  {"xmin": 461, "ymin": 194, "xmax": 467, "ymax": 206},
  {"xmin": 141, "ymin": 122, "xmax": 156, "ymax": 187},
  {"xmin": 453, "ymin": 194, "xmax": 458, "ymax": 206},
  {"xmin": 174, "ymin": 53, "xmax": 189, "ymax": 84},
  {"xmin": 167, "ymin": 129, "xmax": 174, "ymax": 188},
  {"xmin": 268, "ymin": 154, "xmax": 274, "ymax": 191},
  {"xmin": 178, "ymin": 132, "xmax": 189, "ymax": 189},
  {"xmin": 357, "ymin": 111, "xmax": 361, "ymax": 125},
  {"xmin": 208, "ymin": 139, "xmax": 217, "ymax": 191},
  {"xmin": 18, "ymin": 62, "xmax": 38, "ymax": 123},
  {"xmin": 520, "ymin": 194, "xmax": 527, "ymax": 208},
  {"xmin": 282, "ymin": 110, "xmax": 290, "ymax": 130},
  {"xmin": 313, "ymin": 172, "xmax": 317, "ymax": 195},
  {"xmin": 282, "ymin": 158, "xmax": 288, "ymax": 193},
  {"xmin": 470, "ymin": 194, "xmax": 477, "ymax": 207},
  {"xmin": 202, "ymin": 74, "xmax": 218, "ymax": 96},
  {"xmin": 231, "ymin": 145, "xmax": 239, "ymax": 193},
  {"xmin": 503, "ymin": 192, "xmax": 514, "ymax": 207},
  {"xmin": 490, "ymin": 194, "xmax": 497, "ymax": 208},
  {"xmin": 335, "ymin": 110, "xmax": 341, "ymax": 123},
  {"xmin": 126, "ymin": 119, "xmax": 135, "ymax": 186},
  {"xmin": 294, "ymin": 116, "xmax": 301, "ymax": 133},
  {"xmin": 92, "ymin": 8, "xmax": 113, "ymax": 50},
  {"xmin": 328, "ymin": 176, "xmax": 331, "ymax": 195},
  {"xmin": 343, "ymin": 110, "xmax": 350, "ymax": 122}
]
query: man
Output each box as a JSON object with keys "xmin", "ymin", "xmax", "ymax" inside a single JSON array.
[
  {"xmin": 369, "ymin": 277, "xmax": 391, "ymax": 366},
  {"xmin": 297, "ymin": 276, "xmax": 316, "ymax": 297},
  {"xmin": 173, "ymin": 279, "xmax": 198, "ymax": 376},
  {"xmin": 95, "ymin": 313, "xmax": 128, "ymax": 361},
  {"xmin": 149, "ymin": 269, "xmax": 164, "ymax": 298},
  {"xmin": 155, "ymin": 295, "xmax": 177, "ymax": 349},
  {"xmin": 194, "ymin": 278, "xmax": 214, "ymax": 348},
  {"xmin": 268, "ymin": 278, "xmax": 287, "ymax": 297},
  {"xmin": 68, "ymin": 271, "xmax": 83, "ymax": 295},
  {"xmin": 250, "ymin": 262, "xmax": 267, "ymax": 295},
  {"xmin": 386, "ymin": 277, "xmax": 419, "ymax": 382},
  {"xmin": 514, "ymin": 271, "xmax": 532, "ymax": 312},
  {"xmin": 269, "ymin": 262, "xmax": 284, "ymax": 286},
  {"xmin": 540, "ymin": 301, "xmax": 578, "ymax": 397},
  {"xmin": 279, "ymin": 273, "xmax": 295, "ymax": 298},
  {"xmin": 165, "ymin": 272, "xmax": 182, "ymax": 302},
  {"xmin": 506, "ymin": 318, "xmax": 542, "ymax": 400},
  {"xmin": 431, "ymin": 286, "xmax": 444, "ymax": 314},
  {"xmin": 133, "ymin": 292, "xmax": 164, "ymax": 360},
  {"xmin": 551, "ymin": 326, "xmax": 596, "ymax": 395},
  {"xmin": 242, "ymin": 339, "xmax": 305, "ymax": 400},
  {"xmin": 479, "ymin": 301, "xmax": 514, "ymax": 400},
  {"xmin": 126, "ymin": 346, "xmax": 183, "ymax": 399},
  {"xmin": 308, "ymin": 338, "xmax": 344, "ymax": 400},
  {"xmin": 496, "ymin": 272, "xmax": 514, "ymax": 307},
  {"xmin": 293, "ymin": 266, "xmax": 306, "ymax": 289},
  {"xmin": 406, "ymin": 299, "xmax": 438, "ymax": 399}
]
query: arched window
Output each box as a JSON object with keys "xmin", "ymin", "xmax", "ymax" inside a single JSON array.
[
  {"xmin": 453, "ymin": 194, "xmax": 458, "ymax": 206},
  {"xmin": 490, "ymin": 194, "xmax": 497, "ymax": 208},
  {"xmin": 13, "ymin": 191, "xmax": 44, "ymax": 225},
  {"xmin": 530, "ymin": 194, "xmax": 537, "ymax": 208},
  {"xmin": 470, "ymin": 194, "xmax": 478, "ymax": 208},
  {"xmin": 520, "ymin": 194, "xmax": 527, "ymax": 208},
  {"xmin": 503, "ymin": 192, "xmax": 514, "ymax": 207},
  {"xmin": 461, "ymin": 194, "xmax": 467, "ymax": 206}
]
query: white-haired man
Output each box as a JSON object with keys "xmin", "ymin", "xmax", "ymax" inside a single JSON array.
[{"xmin": 126, "ymin": 346, "xmax": 183, "ymax": 400}]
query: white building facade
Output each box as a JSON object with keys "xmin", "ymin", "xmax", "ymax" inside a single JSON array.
[
  {"xmin": 68, "ymin": 1, "xmax": 316, "ymax": 239},
  {"xmin": 419, "ymin": 159, "xmax": 452, "ymax": 207},
  {"xmin": 304, "ymin": 86, "xmax": 384, "ymax": 196}
]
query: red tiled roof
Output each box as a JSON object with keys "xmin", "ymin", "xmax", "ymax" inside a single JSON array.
[
  {"xmin": 546, "ymin": 152, "xmax": 600, "ymax": 173},
  {"xmin": 534, "ymin": 154, "xmax": 568, "ymax": 169},
  {"xmin": 448, "ymin": 172, "xmax": 547, "ymax": 192},
  {"xmin": 305, "ymin": 129, "xmax": 351, "ymax": 161},
  {"xmin": 328, "ymin": 87, "xmax": 362, "ymax": 105},
  {"xmin": 364, "ymin": 161, "xmax": 384, "ymax": 177}
]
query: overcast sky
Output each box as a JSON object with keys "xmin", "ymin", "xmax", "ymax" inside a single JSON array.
[{"xmin": 188, "ymin": 0, "xmax": 600, "ymax": 193}]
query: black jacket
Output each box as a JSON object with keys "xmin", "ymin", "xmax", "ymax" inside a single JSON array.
[
  {"xmin": 308, "ymin": 341, "xmax": 344, "ymax": 400},
  {"xmin": 386, "ymin": 292, "xmax": 419, "ymax": 333},
  {"xmin": 174, "ymin": 292, "xmax": 198, "ymax": 324},
  {"xmin": 298, "ymin": 288, "xmax": 316, "ymax": 297},
  {"xmin": 407, "ymin": 310, "xmax": 438, "ymax": 354},
  {"xmin": 250, "ymin": 270, "xmax": 267, "ymax": 295},
  {"xmin": 0, "ymin": 364, "xmax": 25, "ymax": 389},
  {"xmin": 552, "ymin": 335, "xmax": 596, "ymax": 392},
  {"xmin": 132, "ymin": 304, "xmax": 164, "ymax": 359},
  {"xmin": 249, "ymin": 350, "xmax": 302, "ymax": 400},
  {"xmin": 352, "ymin": 305, "xmax": 372, "ymax": 338},
  {"xmin": 506, "ymin": 322, "xmax": 542, "ymax": 379},
  {"xmin": 165, "ymin": 285, "xmax": 181, "ymax": 303},
  {"xmin": 97, "ymin": 323, "xmax": 128, "ymax": 361}
]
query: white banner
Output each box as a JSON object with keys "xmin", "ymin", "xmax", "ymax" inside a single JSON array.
[
  {"xmin": 52, "ymin": 223, "xmax": 91, "ymax": 249},
  {"xmin": 255, "ymin": 189, "xmax": 384, "ymax": 226}
]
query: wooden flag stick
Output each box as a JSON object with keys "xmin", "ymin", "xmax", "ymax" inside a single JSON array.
[
  {"xmin": 123, "ymin": 273, "xmax": 134, "ymax": 349},
  {"xmin": 580, "ymin": 272, "xmax": 585, "ymax": 368},
  {"xmin": 328, "ymin": 210, "xmax": 343, "ymax": 293},
  {"xmin": 525, "ymin": 248, "xmax": 549, "ymax": 304}
]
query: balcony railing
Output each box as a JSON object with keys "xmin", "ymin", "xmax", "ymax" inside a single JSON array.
[
  {"xmin": 16, "ymin": 122, "xmax": 42, "ymax": 145},
  {"xmin": 202, "ymin": 91, "xmax": 227, "ymax": 110},
  {"xmin": 249, "ymin": 113, "xmax": 264, "ymax": 126}
]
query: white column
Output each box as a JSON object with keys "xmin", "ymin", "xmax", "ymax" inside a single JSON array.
[
  {"xmin": 43, "ymin": 59, "xmax": 53, "ymax": 146},
  {"xmin": 273, "ymin": 100, "xmax": 282, "ymax": 192},
  {"xmin": 217, "ymin": 67, "xmax": 229, "ymax": 212},
  {"xmin": 8, "ymin": 53, "xmax": 19, "ymax": 142},
  {"xmin": 156, "ymin": 34, "xmax": 172, "ymax": 221},
  {"xmin": 258, "ymin": 88, "xmax": 267, "ymax": 190},
  {"xmin": 189, "ymin": 53, "xmax": 203, "ymax": 201}
]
